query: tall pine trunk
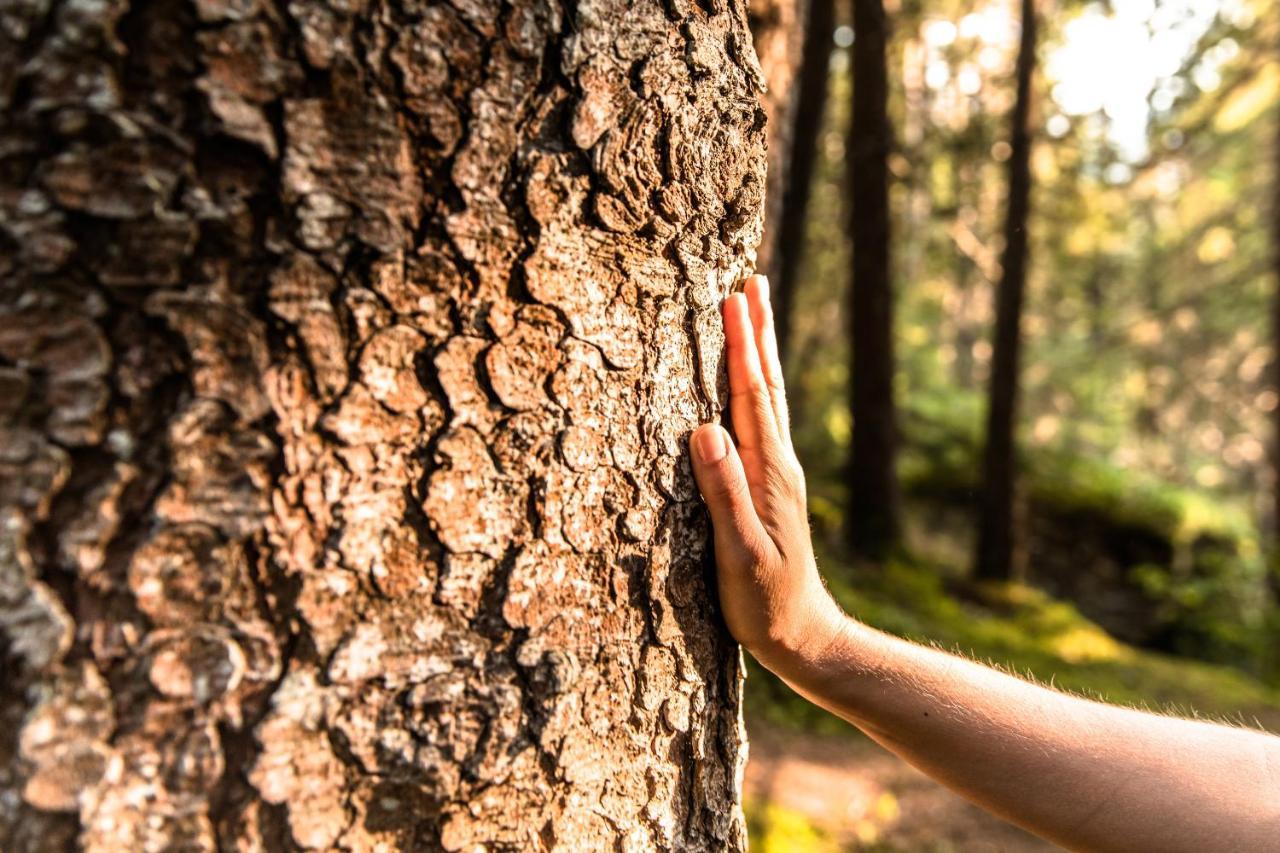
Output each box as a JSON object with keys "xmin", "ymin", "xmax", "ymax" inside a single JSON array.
[
  {"xmin": 773, "ymin": 0, "xmax": 835, "ymax": 357},
  {"xmin": 1271, "ymin": 69, "xmax": 1280, "ymax": 606},
  {"xmin": 750, "ymin": 0, "xmax": 806, "ymax": 283},
  {"xmin": 847, "ymin": 0, "xmax": 901, "ymax": 558},
  {"xmin": 975, "ymin": 0, "xmax": 1037, "ymax": 582},
  {"xmin": 0, "ymin": 0, "xmax": 766, "ymax": 848}
]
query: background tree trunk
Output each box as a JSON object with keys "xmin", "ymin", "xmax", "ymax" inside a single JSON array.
[
  {"xmin": 750, "ymin": 0, "xmax": 806, "ymax": 282},
  {"xmin": 0, "ymin": 0, "xmax": 766, "ymax": 849},
  {"xmin": 847, "ymin": 0, "xmax": 901, "ymax": 558},
  {"xmin": 1271, "ymin": 65, "xmax": 1280, "ymax": 606},
  {"xmin": 975, "ymin": 0, "xmax": 1037, "ymax": 582},
  {"xmin": 772, "ymin": 0, "xmax": 835, "ymax": 359}
]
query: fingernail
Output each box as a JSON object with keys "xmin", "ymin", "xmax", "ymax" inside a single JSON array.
[
  {"xmin": 694, "ymin": 426, "xmax": 728, "ymax": 463},
  {"xmin": 754, "ymin": 274, "xmax": 770, "ymax": 300}
]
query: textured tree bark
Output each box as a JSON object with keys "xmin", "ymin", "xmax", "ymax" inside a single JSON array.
[
  {"xmin": 847, "ymin": 0, "xmax": 901, "ymax": 558},
  {"xmin": 0, "ymin": 0, "xmax": 766, "ymax": 848},
  {"xmin": 749, "ymin": 0, "xmax": 804, "ymax": 281},
  {"xmin": 772, "ymin": 0, "xmax": 833, "ymax": 358},
  {"xmin": 975, "ymin": 0, "xmax": 1037, "ymax": 582}
]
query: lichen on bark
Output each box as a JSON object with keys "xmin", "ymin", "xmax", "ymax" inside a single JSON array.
[{"xmin": 1, "ymin": 0, "xmax": 766, "ymax": 848}]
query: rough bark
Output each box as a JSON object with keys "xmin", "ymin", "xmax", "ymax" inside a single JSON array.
[
  {"xmin": 0, "ymin": 0, "xmax": 767, "ymax": 848},
  {"xmin": 847, "ymin": 0, "xmax": 901, "ymax": 558},
  {"xmin": 772, "ymin": 0, "xmax": 833, "ymax": 357},
  {"xmin": 749, "ymin": 0, "xmax": 804, "ymax": 280},
  {"xmin": 975, "ymin": 0, "xmax": 1037, "ymax": 582}
]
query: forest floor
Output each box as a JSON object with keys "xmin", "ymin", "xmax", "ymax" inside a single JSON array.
[{"xmin": 744, "ymin": 717, "xmax": 1057, "ymax": 852}]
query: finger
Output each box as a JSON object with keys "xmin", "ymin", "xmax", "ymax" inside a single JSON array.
[
  {"xmin": 724, "ymin": 292, "xmax": 780, "ymax": 455},
  {"xmin": 690, "ymin": 424, "xmax": 775, "ymax": 565},
  {"xmin": 744, "ymin": 275, "xmax": 792, "ymax": 449}
]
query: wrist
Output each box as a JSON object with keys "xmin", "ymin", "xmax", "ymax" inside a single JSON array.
[{"xmin": 755, "ymin": 578, "xmax": 851, "ymax": 682}]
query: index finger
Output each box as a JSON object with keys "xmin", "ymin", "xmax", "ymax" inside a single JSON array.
[
  {"xmin": 724, "ymin": 292, "xmax": 782, "ymax": 456},
  {"xmin": 744, "ymin": 275, "xmax": 792, "ymax": 449}
]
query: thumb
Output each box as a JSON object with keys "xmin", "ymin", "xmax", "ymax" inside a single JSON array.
[{"xmin": 690, "ymin": 424, "xmax": 770, "ymax": 562}]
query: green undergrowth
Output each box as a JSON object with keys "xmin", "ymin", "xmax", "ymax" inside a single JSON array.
[
  {"xmin": 801, "ymin": 387, "xmax": 1276, "ymax": 674},
  {"xmin": 744, "ymin": 799, "xmax": 837, "ymax": 853},
  {"xmin": 747, "ymin": 551, "xmax": 1280, "ymax": 738},
  {"xmin": 803, "ymin": 388, "xmax": 1261, "ymax": 566},
  {"xmin": 743, "ymin": 795, "xmax": 927, "ymax": 852},
  {"xmin": 899, "ymin": 388, "xmax": 1257, "ymax": 548}
]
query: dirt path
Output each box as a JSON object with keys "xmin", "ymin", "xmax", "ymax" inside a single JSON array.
[{"xmin": 745, "ymin": 718, "xmax": 1061, "ymax": 851}]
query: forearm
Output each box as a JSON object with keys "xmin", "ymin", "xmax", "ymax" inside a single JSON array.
[{"xmin": 771, "ymin": 613, "xmax": 1280, "ymax": 853}]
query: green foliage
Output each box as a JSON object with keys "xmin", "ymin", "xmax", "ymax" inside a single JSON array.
[
  {"xmin": 786, "ymin": 1, "xmax": 1280, "ymax": 673},
  {"xmin": 896, "ymin": 387, "xmax": 1274, "ymax": 670},
  {"xmin": 900, "ymin": 384, "xmax": 1254, "ymax": 542},
  {"xmin": 745, "ymin": 800, "xmax": 838, "ymax": 853}
]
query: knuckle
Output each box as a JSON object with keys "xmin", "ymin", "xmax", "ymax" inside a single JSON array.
[
  {"xmin": 733, "ymin": 530, "xmax": 771, "ymax": 566},
  {"xmin": 732, "ymin": 377, "xmax": 769, "ymax": 402},
  {"xmin": 764, "ymin": 450, "xmax": 805, "ymax": 495}
]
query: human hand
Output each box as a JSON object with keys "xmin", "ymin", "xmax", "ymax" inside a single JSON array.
[{"xmin": 689, "ymin": 275, "xmax": 845, "ymax": 677}]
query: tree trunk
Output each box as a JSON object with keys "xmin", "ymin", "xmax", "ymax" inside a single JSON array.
[
  {"xmin": 0, "ymin": 0, "xmax": 766, "ymax": 849},
  {"xmin": 772, "ymin": 0, "xmax": 835, "ymax": 358},
  {"xmin": 1271, "ymin": 72, "xmax": 1280, "ymax": 606},
  {"xmin": 749, "ymin": 0, "xmax": 805, "ymax": 282},
  {"xmin": 975, "ymin": 0, "xmax": 1037, "ymax": 582},
  {"xmin": 847, "ymin": 0, "xmax": 901, "ymax": 558}
]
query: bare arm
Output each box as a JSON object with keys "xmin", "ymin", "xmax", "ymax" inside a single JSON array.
[{"xmin": 691, "ymin": 274, "xmax": 1280, "ymax": 853}]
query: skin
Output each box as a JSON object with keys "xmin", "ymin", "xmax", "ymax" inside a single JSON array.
[{"xmin": 690, "ymin": 274, "xmax": 1280, "ymax": 853}]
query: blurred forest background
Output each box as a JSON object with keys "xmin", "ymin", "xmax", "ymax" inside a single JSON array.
[{"xmin": 740, "ymin": 0, "xmax": 1280, "ymax": 848}]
